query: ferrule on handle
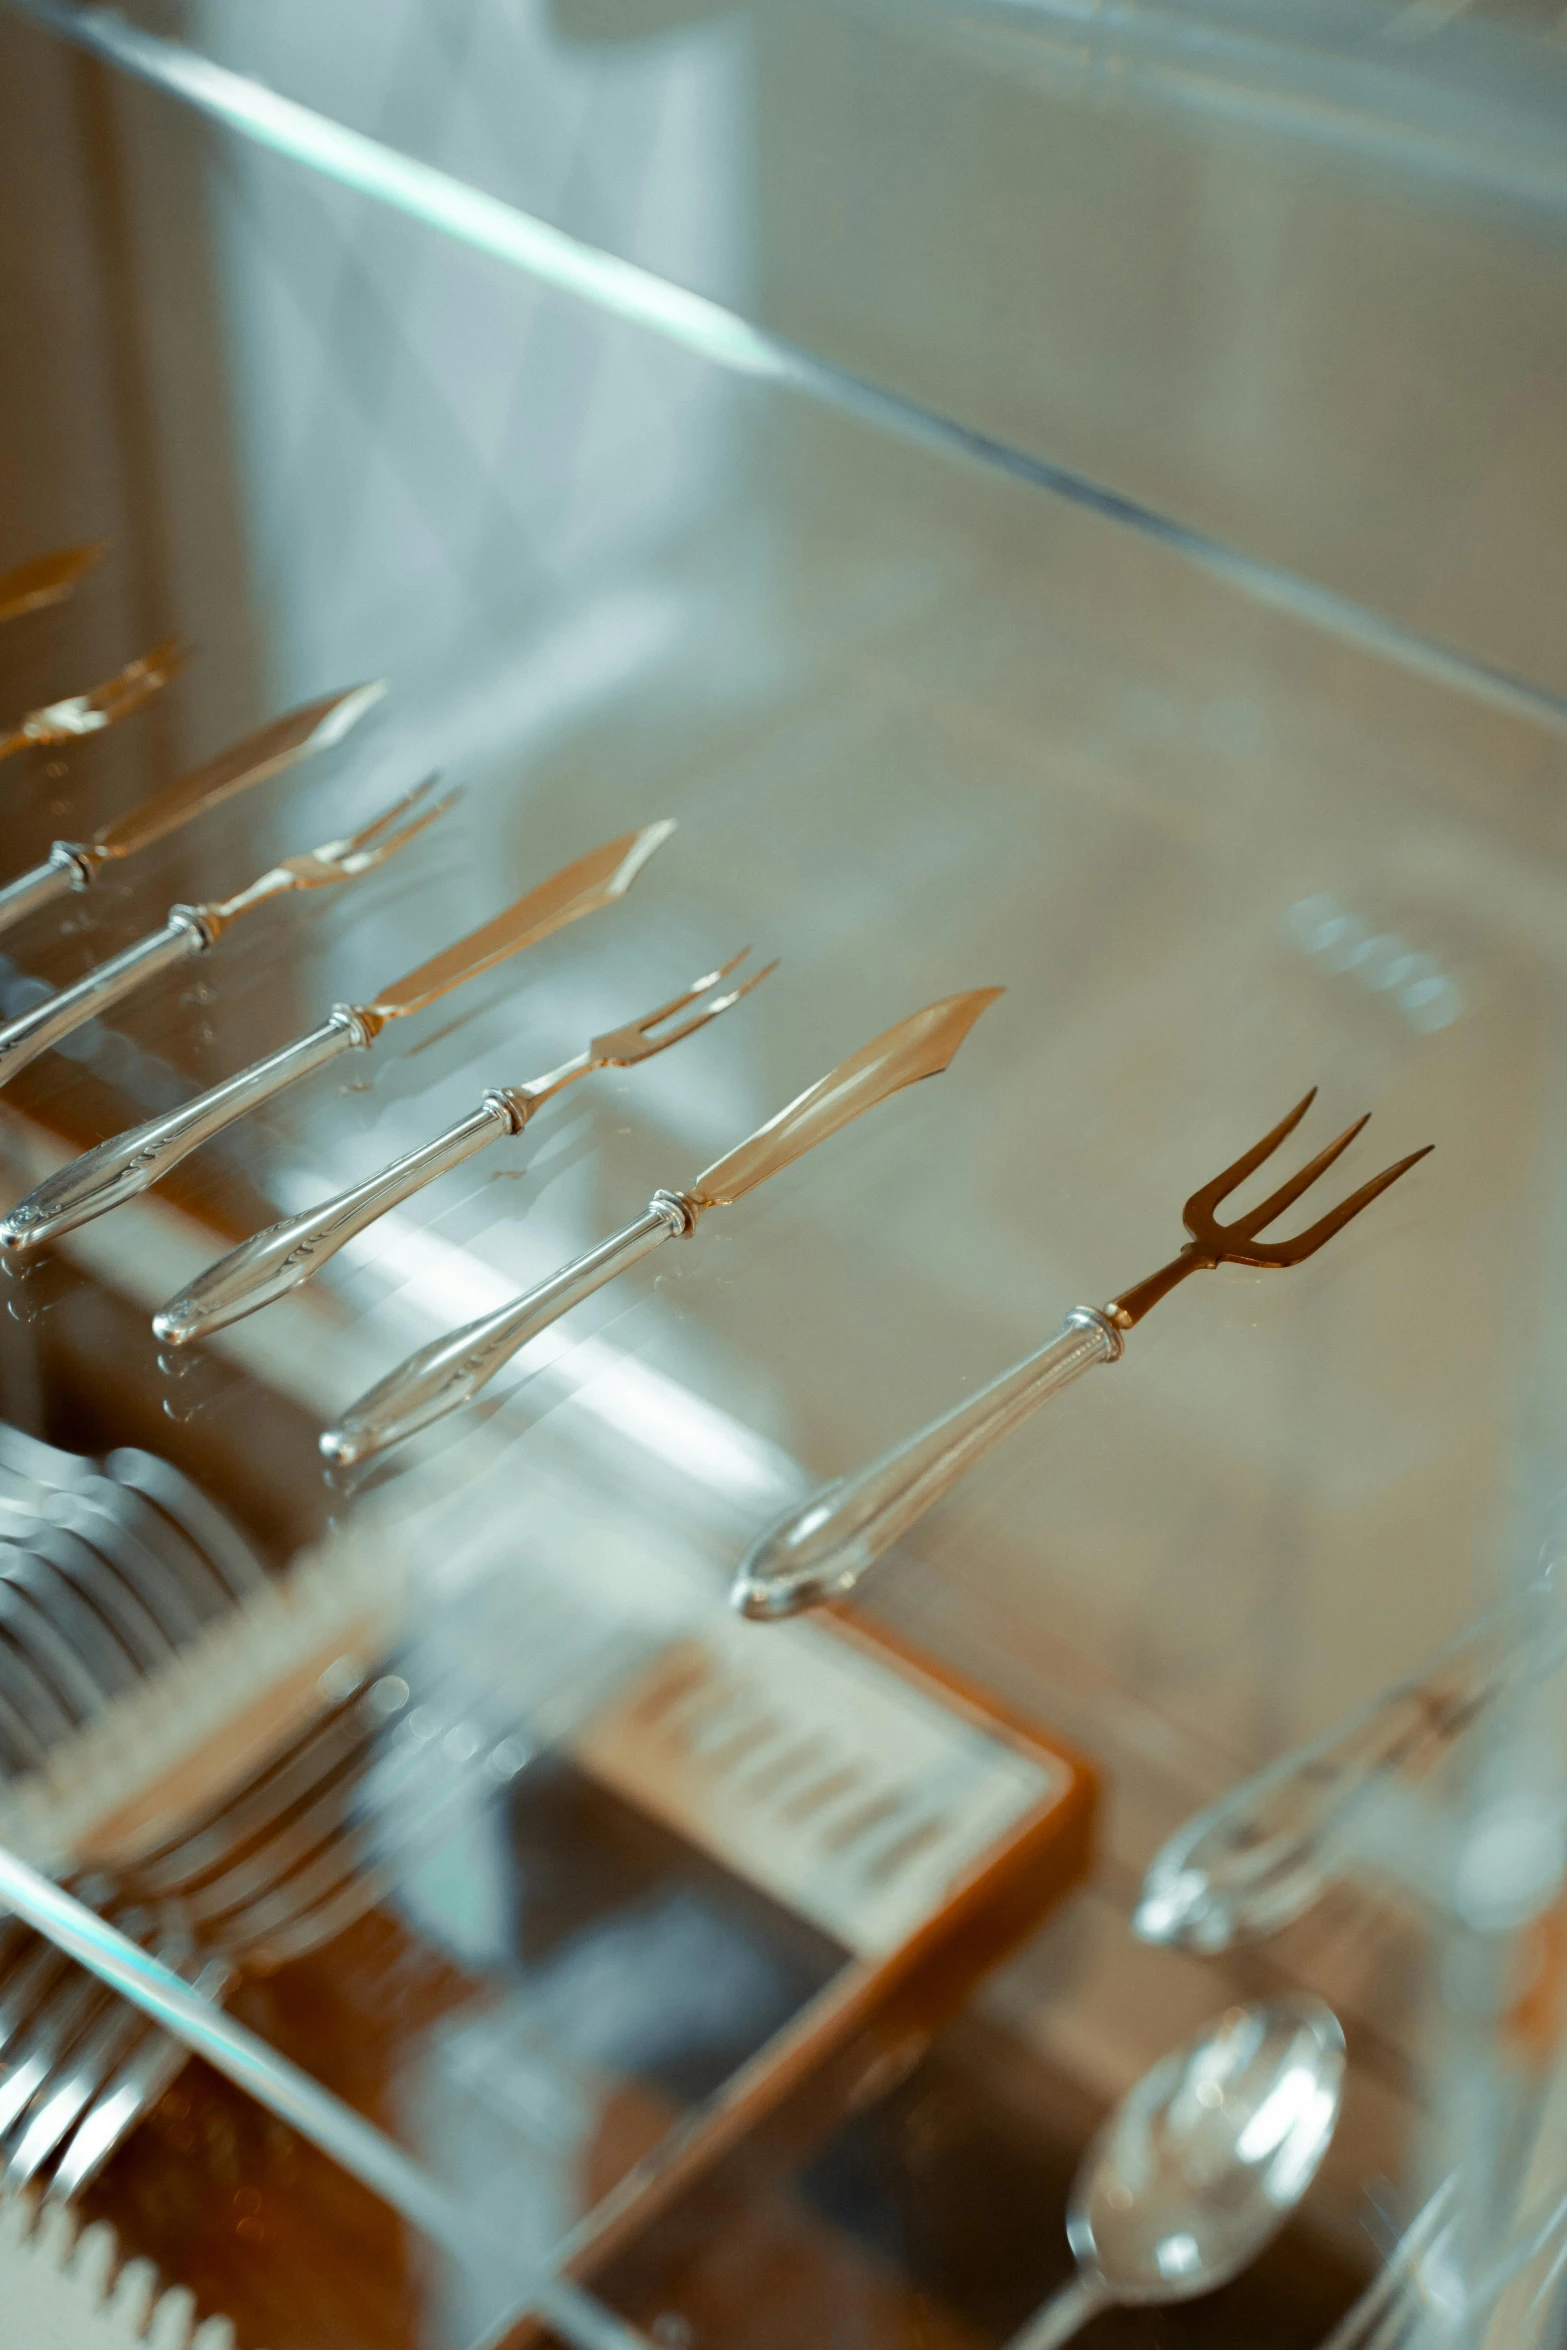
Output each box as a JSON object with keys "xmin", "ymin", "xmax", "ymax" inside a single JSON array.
[
  {"xmin": 0, "ymin": 1011, "xmax": 367, "ymax": 1253},
  {"xmin": 0, "ymin": 844, "xmax": 89, "ymax": 941},
  {"xmin": 731, "ymin": 1307, "xmax": 1122, "ymax": 1620},
  {"xmin": 321, "ymin": 1190, "xmax": 694, "ymax": 1466},
  {"xmin": 0, "ymin": 912, "xmax": 206, "ymax": 1088},
  {"xmin": 154, "ymin": 1097, "xmax": 515, "ymax": 1344}
]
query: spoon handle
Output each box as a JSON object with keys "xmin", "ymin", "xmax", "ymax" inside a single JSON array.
[
  {"xmin": 731, "ymin": 1308, "xmax": 1123, "ymax": 1620},
  {"xmin": 1005, "ymin": 2273, "xmax": 1114, "ymax": 2349}
]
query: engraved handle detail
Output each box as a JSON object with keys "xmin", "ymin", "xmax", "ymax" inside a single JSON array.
[
  {"xmin": 0, "ymin": 849, "xmax": 82, "ymax": 941},
  {"xmin": 154, "ymin": 1099, "xmax": 513, "ymax": 1344},
  {"xmin": 0, "ymin": 1015, "xmax": 363, "ymax": 1252},
  {"xmin": 732, "ymin": 1308, "xmax": 1123, "ymax": 1620},
  {"xmin": 321, "ymin": 1196, "xmax": 690, "ymax": 1466},
  {"xmin": 0, "ymin": 916, "xmax": 204, "ymax": 1087}
]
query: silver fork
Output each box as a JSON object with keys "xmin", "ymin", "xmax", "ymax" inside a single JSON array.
[
  {"xmin": 0, "ymin": 774, "xmax": 453, "ymax": 1088},
  {"xmin": 154, "ymin": 947, "xmax": 775, "ymax": 1344}
]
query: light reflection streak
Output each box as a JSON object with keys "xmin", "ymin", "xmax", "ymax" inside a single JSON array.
[
  {"xmin": 0, "ymin": 1848, "xmax": 652, "ymax": 2350},
  {"xmin": 12, "ymin": 0, "xmax": 1567, "ymax": 740},
  {"xmin": 334, "ymin": 1206, "xmax": 799, "ymax": 1505}
]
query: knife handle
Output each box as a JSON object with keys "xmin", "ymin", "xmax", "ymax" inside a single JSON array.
[
  {"xmin": 0, "ymin": 846, "xmax": 86, "ymax": 941},
  {"xmin": 320, "ymin": 1191, "xmax": 694, "ymax": 1465},
  {"xmin": 0, "ymin": 1012, "xmax": 367, "ymax": 1254},
  {"xmin": 0, "ymin": 914, "xmax": 206, "ymax": 1089},
  {"xmin": 731, "ymin": 1308, "xmax": 1123, "ymax": 1620},
  {"xmin": 154, "ymin": 1097, "xmax": 516, "ymax": 1345}
]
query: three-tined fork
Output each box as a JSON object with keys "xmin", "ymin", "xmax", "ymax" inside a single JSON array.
[
  {"xmin": 153, "ymin": 948, "xmax": 775, "ymax": 1344},
  {"xmin": 732, "ymin": 1089, "xmax": 1432, "ymax": 1620},
  {"xmin": 0, "ymin": 775, "xmax": 453, "ymax": 1090}
]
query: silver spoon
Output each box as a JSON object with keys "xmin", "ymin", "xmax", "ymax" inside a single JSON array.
[{"xmin": 1007, "ymin": 1996, "xmax": 1345, "ymax": 2347}]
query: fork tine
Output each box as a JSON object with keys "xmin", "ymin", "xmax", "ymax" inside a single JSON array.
[
  {"xmin": 650, "ymin": 956, "xmax": 779, "ymax": 1048},
  {"xmin": 352, "ymin": 781, "xmax": 458, "ymax": 865},
  {"xmin": 635, "ymin": 948, "xmax": 753, "ymax": 1032},
  {"xmin": 1227, "ymin": 1113, "xmax": 1371, "ymax": 1241},
  {"xmin": 1184, "ymin": 1089, "xmax": 1318, "ymax": 1232},
  {"xmin": 1248, "ymin": 1146, "xmax": 1434, "ymax": 1266},
  {"xmin": 343, "ymin": 770, "xmax": 445, "ymax": 852}
]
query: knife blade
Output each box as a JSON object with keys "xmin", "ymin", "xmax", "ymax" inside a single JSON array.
[
  {"xmin": 0, "ymin": 820, "xmax": 678, "ymax": 1254},
  {"xmin": 318, "ymin": 987, "xmax": 1003, "ymax": 1466},
  {"xmin": 360, "ymin": 818, "xmax": 675, "ymax": 1022},
  {"xmin": 0, "ymin": 543, "xmax": 106, "ymax": 625},
  {"xmin": 688, "ymin": 987, "xmax": 1004, "ymax": 1206},
  {"xmin": 88, "ymin": 681, "xmax": 386, "ymax": 863},
  {"xmin": 0, "ymin": 682, "xmax": 387, "ymax": 942}
]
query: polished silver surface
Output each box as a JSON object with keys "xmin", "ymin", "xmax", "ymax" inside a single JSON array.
[
  {"xmin": 153, "ymin": 947, "xmax": 770, "ymax": 1345},
  {"xmin": 321, "ymin": 1196, "xmax": 689, "ymax": 1466},
  {"xmin": 0, "ymin": 1014, "xmax": 363, "ymax": 1253},
  {"xmin": 1007, "ymin": 1997, "xmax": 1346, "ymax": 2347}
]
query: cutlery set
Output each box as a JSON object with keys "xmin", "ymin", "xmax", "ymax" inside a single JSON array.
[{"xmin": 0, "ymin": 547, "xmax": 1436, "ymax": 1546}]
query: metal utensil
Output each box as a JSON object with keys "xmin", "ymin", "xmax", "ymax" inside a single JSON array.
[
  {"xmin": 320, "ymin": 986, "xmax": 1002, "ymax": 1467},
  {"xmin": 155, "ymin": 947, "xmax": 776, "ymax": 1345},
  {"xmin": 0, "ymin": 681, "xmax": 385, "ymax": 937},
  {"xmin": 0, "ymin": 637, "xmax": 185, "ymax": 764},
  {"xmin": 1006, "ymin": 1997, "xmax": 1345, "ymax": 2348},
  {"xmin": 0, "ymin": 544, "xmax": 106, "ymax": 626},
  {"xmin": 732, "ymin": 1088, "xmax": 1432, "ymax": 1621},
  {"xmin": 1135, "ymin": 1591, "xmax": 1560, "ymax": 1954},
  {"xmin": 0, "ymin": 774, "xmax": 451, "ymax": 1089},
  {"xmin": 0, "ymin": 820, "xmax": 675, "ymax": 1254}
]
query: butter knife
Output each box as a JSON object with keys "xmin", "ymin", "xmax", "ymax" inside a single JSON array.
[
  {"xmin": 0, "ymin": 772, "xmax": 449, "ymax": 1090},
  {"xmin": 0, "ymin": 683, "xmax": 385, "ymax": 939},
  {"xmin": 0, "ymin": 822, "xmax": 674, "ymax": 1254},
  {"xmin": 320, "ymin": 987, "xmax": 1002, "ymax": 1467},
  {"xmin": 0, "ymin": 543, "xmax": 106, "ymax": 626},
  {"xmin": 0, "ymin": 637, "xmax": 186, "ymax": 765}
]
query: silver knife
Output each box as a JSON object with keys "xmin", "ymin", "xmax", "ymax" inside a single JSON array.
[
  {"xmin": 0, "ymin": 682, "xmax": 384, "ymax": 939},
  {"xmin": 319, "ymin": 987, "xmax": 1002, "ymax": 1467},
  {"xmin": 152, "ymin": 948, "xmax": 774, "ymax": 1347},
  {"xmin": 0, "ymin": 543, "xmax": 106, "ymax": 626},
  {"xmin": 0, "ymin": 821, "xmax": 675, "ymax": 1255},
  {"xmin": 0, "ymin": 774, "xmax": 448, "ymax": 1091}
]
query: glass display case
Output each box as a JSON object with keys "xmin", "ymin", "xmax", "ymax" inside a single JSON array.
[{"xmin": 1, "ymin": 0, "xmax": 1565, "ymax": 2342}]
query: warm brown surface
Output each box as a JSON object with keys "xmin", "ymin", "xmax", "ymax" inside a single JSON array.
[{"xmin": 79, "ymin": 1909, "xmax": 474, "ymax": 2350}]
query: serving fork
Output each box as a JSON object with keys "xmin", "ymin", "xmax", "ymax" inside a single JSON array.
[
  {"xmin": 321, "ymin": 987, "xmax": 1001, "ymax": 1466},
  {"xmin": 731, "ymin": 1089, "xmax": 1433, "ymax": 1620},
  {"xmin": 154, "ymin": 948, "xmax": 775, "ymax": 1345},
  {"xmin": 0, "ymin": 775, "xmax": 451, "ymax": 1091},
  {"xmin": 0, "ymin": 543, "xmax": 105, "ymax": 627},
  {"xmin": 0, "ymin": 681, "xmax": 385, "ymax": 939},
  {"xmin": 0, "ymin": 820, "xmax": 674, "ymax": 1253},
  {"xmin": 0, "ymin": 636, "xmax": 185, "ymax": 764}
]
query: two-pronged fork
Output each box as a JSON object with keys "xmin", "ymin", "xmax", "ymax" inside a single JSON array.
[
  {"xmin": 0, "ymin": 776, "xmax": 452, "ymax": 1091},
  {"xmin": 0, "ymin": 822, "xmax": 675, "ymax": 1254},
  {"xmin": 0, "ymin": 681, "xmax": 385, "ymax": 939},
  {"xmin": 153, "ymin": 949, "xmax": 775, "ymax": 1345},
  {"xmin": 731, "ymin": 1090, "xmax": 1433, "ymax": 1620},
  {"xmin": 0, "ymin": 636, "xmax": 185, "ymax": 763}
]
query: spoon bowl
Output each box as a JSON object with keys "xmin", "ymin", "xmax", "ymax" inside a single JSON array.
[{"xmin": 1010, "ymin": 1995, "xmax": 1345, "ymax": 2347}]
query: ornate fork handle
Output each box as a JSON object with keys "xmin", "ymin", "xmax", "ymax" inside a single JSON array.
[
  {"xmin": 0, "ymin": 911, "xmax": 207, "ymax": 1088},
  {"xmin": 155, "ymin": 1098, "xmax": 515, "ymax": 1343},
  {"xmin": 0, "ymin": 1014, "xmax": 366, "ymax": 1253},
  {"xmin": 0, "ymin": 846, "xmax": 88, "ymax": 937},
  {"xmin": 732, "ymin": 1308, "xmax": 1123, "ymax": 1620},
  {"xmin": 321, "ymin": 1194, "xmax": 692, "ymax": 1465}
]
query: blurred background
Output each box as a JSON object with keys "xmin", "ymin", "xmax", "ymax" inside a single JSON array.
[{"xmin": 2, "ymin": 0, "xmax": 1567, "ymax": 2342}]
